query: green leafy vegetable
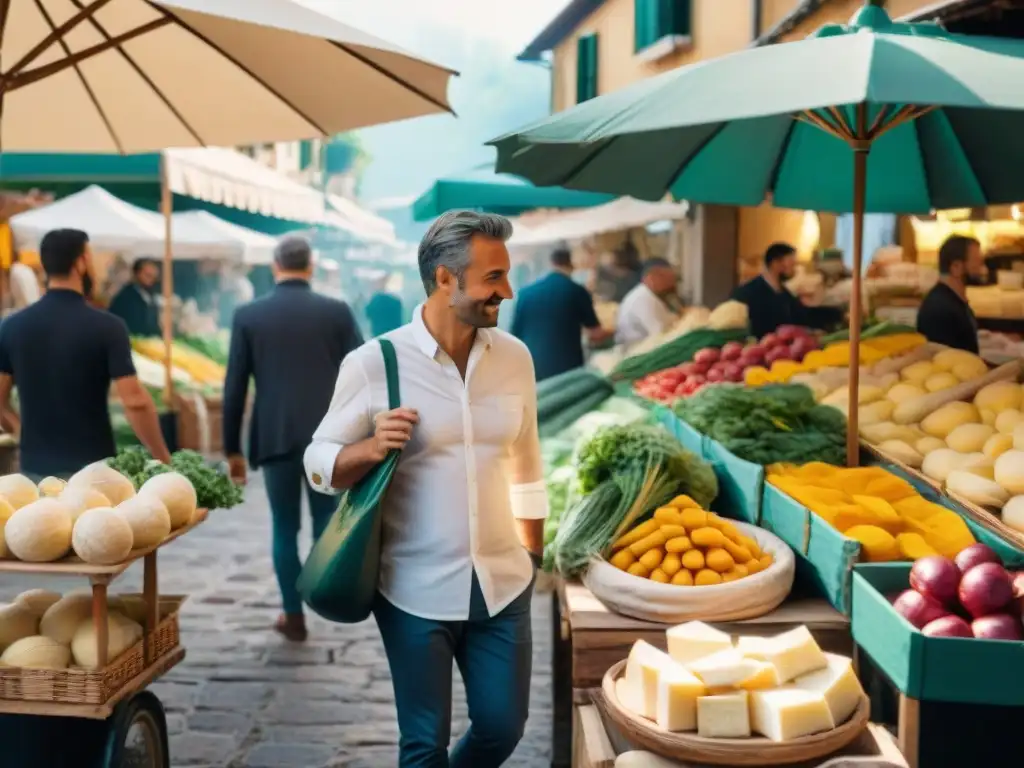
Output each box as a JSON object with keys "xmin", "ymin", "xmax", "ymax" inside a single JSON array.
[
  {"xmin": 673, "ymin": 384, "xmax": 847, "ymax": 466},
  {"xmin": 108, "ymin": 447, "xmax": 243, "ymax": 510}
]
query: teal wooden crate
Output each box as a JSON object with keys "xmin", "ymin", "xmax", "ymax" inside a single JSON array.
[
  {"xmin": 760, "ymin": 483, "xmax": 860, "ymax": 614},
  {"xmin": 705, "ymin": 439, "xmax": 763, "ymax": 525},
  {"xmin": 651, "ymin": 406, "xmax": 707, "ymax": 457},
  {"xmin": 852, "ymin": 563, "xmax": 1024, "ymax": 706}
]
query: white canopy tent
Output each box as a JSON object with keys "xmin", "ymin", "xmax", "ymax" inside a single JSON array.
[
  {"xmin": 172, "ymin": 211, "xmax": 279, "ymax": 266},
  {"xmin": 9, "ymin": 185, "xmax": 241, "ymax": 261},
  {"xmin": 508, "ymin": 197, "xmax": 690, "ymax": 247}
]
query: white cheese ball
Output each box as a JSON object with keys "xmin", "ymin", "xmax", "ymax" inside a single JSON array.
[
  {"xmin": 72, "ymin": 507, "xmax": 134, "ymax": 565},
  {"xmin": 0, "ymin": 474, "xmax": 40, "ymax": 510},
  {"xmin": 59, "ymin": 486, "xmax": 111, "ymax": 522},
  {"xmin": 4, "ymin": 499, "xmax": 73, "ymax": 562},
  {"xmin": 13, "ymin": 589, "xmax": 62, "ymax": 618},
  {"xmin": 71, "ymin": 613, "xmax": 142, "ymax": 669},
  {"xmin": 66, "ymin": 462, "xmax": 136, "ymax": 507},
  {"xmin": 40, "ymin": 593, "xmax": 93, "ymax": 645},
  {"xmin": 139, "ymin": 473, "xmax": 196, "ymax": 529},
  {"xmin": 0, "ymin": 635, "xmax": 70, "ymax": 670},
  {"xmin": 115, "ymin": 496, "xmax": 171, "ymax": 549},
  {"xmin": 0, "ymin": 603, "xmax": 40, "ymax": 652}
]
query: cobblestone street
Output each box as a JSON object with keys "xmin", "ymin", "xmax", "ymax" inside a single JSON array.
[{"xmin": 0, "ymin": 474, "xmax": 554, "ymax": 768}]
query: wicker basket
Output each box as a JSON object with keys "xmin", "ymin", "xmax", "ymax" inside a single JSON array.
[
  {"xmin": 0, "ymin": 640, "xmax": 144, "ymax": 705},
  {"xmin": 145, "ymin": 595, "xmax": 186, "ymax": 661}
]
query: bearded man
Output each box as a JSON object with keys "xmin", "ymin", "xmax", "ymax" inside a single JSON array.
[{"xmin": 304, "ymin": 210, "xmax": 547, "ymax": 767}]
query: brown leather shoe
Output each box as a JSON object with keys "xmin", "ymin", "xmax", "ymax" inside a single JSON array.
[{"xmin": 274, "ymin": 613, "xmax": 308, "ymax": 642}]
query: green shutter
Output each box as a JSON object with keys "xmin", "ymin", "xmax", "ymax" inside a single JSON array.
[
  {"xmin": 299, "ymin": 139, "xmax": 314, "ymax": 170},
  {"xmin": 634, "ymin": 0, "xmax": 692, "ymax": 53},
  {"xmin": 575, "ymin": 34, "xmax": 599, "ymax": 103}
]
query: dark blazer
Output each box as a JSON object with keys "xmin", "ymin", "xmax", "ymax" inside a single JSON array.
[
  {"xmin": 222, "ymin": 280, "xmax": 364, "ymax": 467},
  {"xmin": 108, "ymin": 284, "xmax": 161, "ymax": 337}
]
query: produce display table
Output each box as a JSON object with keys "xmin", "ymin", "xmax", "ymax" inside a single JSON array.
[
  {"xmin": 0, "ymin": 509, "xmax": 206, "ymax": 720},
  {"xmin": 551, "ymin": 580, "xmax": 853, "ymax": 768},
  {"xmin": 572, "ymin": 689, "xmax": 908, "ymax": 768}
]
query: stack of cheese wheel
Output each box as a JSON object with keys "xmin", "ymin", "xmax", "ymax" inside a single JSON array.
[{"xmin": 611, "ymin": 621, "xmax": 867, "ymax": 754}]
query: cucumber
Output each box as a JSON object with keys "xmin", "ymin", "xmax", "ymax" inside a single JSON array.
[
  {"xmin": 539, "ymin": 388, "xmax": 613, "ymax": 438},
  {"xmin": 610, "ymin": 328, "xmax": 749, "ymax": 382},
  {"xmin": 538, "ymin": 371, "xmax": 613, "ymax": 422}
]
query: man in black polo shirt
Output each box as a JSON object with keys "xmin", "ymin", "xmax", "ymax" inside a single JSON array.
[
  {"xmin": 916, "ymin": 235, "xmax": 984, "ymax": 354},
  {"xmin": 511, "ymin": 247, "xmax": 612, "ymax": 381},
  {"xmin": 0, "ymin": 229, "xmax": 170, "ymax": 480}
]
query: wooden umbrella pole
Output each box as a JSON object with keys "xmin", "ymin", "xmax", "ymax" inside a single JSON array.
[
  {"xmin": 160, "ymin": 154, "xmax": 175, "ymax": 408},
  {"xmin": 846, "ymin": 102, "xmax": 870, "ymax": 467}
]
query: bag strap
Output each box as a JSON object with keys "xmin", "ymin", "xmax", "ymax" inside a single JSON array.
[{"xmin": 379, "ymin": 339, "xmax": 401, "ymax": 410}]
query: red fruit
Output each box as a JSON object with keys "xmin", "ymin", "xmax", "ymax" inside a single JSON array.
[
  {"xmin": 954, "ymin": 543, "xmax": 1001, "ymax": 574},
  {"xmin": 893, "ymin": 590, "xmax": 949, "ymax": 629},
  {"xmin": 910, "ymin": 556, "xmax": 961, "ymax": 606},
  {"xmin": 959, "ymin": 562, "xmax": 1014, "ymax": 619},
  {"xmin": 776, "ymin": 325, "xmax": 806, "ymax": 342},
  {"xmin": 678, "ymin": 362, "xmax": 700, "ymax": 378},
  {"xmin": 693, "ymin": 348, "xmax": 720, "ymax": 366},
  {"xmin": 706, "ymin": 368, "xmax": 726, "ymax": 383},
  {"xmin": 684, "ymin": 374, "xmax": 706, "ymax": 389},
  {"xmin": 760, "ymin": 333, "xmax": 780, "ymax": 349},
  {"xmin": 764, "ymin": 346, "xmax": 794, "ymax": 365},
  {"xmin": 971, "ymin": 614, "xmax": 1023, "ymax": 641},
  {"xmin": 720, "ymin": 342, "xmax": 744, "ymax": 362},
  {"xmin": 721, "ymin": 363, "xmax": 744, "ymax": 383},
  {"xmin": 922, "ymin": 615, "xmax": 973, "ymax": 638},
  {"xmin": 789, "ymin": 336, "xmax": 819, "ymax": 361}
]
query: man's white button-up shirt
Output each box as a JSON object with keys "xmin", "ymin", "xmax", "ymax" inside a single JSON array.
[{"xmin": 304, "ymin": 306, "xmax": 549, "ymax": 621}]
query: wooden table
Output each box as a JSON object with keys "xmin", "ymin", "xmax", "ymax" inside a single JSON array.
[
  {"xmin": 551, "ymin": 580, "xmax": 852, "ymax": 768},
  {"xmin": 573, "ymin": 689, "xmax": 908, "ymax": 768}
]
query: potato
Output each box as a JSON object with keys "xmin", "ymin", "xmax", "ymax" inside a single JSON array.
[
  {"xmin": 705, "ymin": 548, "xmax": 735, "ymax": 573},
  {"xmin": 639, "ymin": 548, "xmax": 664, "ymax": 570},
  {"xmin": 671, "ymin": 569, "xmax": 693, "ymax": 586},
  {"xmin": 681, "ymin": 549, "xmax": 705, "ymax": 570}
]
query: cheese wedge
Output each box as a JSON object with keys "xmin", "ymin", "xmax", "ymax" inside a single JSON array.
[
  {"xmin": 616, "ymin": 677, "xmax": 643, "ymax": 716},
  {"xmin": 665, "ymin": 621, "xmax": 732, "ymax": 666},
  {"xmin": 687, "ymin": 648, "xmax": 761, "ymax": 688},
  {"xmin": 794, "ymin": 653, "xmax": 864, "ymax": 726},
  {"xmin": 749, "ymin": 687, "xmax": 835, "ymax": 742},
  {"xmin": 736, "ymin": 660, "xmax": 781, "ymax": 691},
  {"xmin": 760, "ymin": 626, "xmax": 828, "ymax": 683},
  {"xmin": 735, "ymin": 635, "xmax": 774, "ymax": 661},
  {"xmin": 655, "ymin": 664, "xmax": 705, "ymax": 732},
  {"xmin": 623, "ymin": 640, "xmax": 683, "ymax": 720},
  {"xmin": 697, "ymin": 690, "xmax": 750, "ymax": 738}
]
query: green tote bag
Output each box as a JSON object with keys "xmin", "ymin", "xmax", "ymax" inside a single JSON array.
[{"xmin": 297, "ymin": 338, "xmax": 402, "ymax": 623}]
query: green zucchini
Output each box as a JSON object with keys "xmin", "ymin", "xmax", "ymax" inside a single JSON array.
[
  {"xmin": 539, "ymin": 388, "xmax": 613, "ymax": 438},
  {"xmin": 609, "ymin": 328, "xmax": 749, "ymax": 382}
]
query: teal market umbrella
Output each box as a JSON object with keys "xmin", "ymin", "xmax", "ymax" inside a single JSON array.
[
  {"xmin": 411, "ymin": 161, "xmax": 613, "ymax": 221},
  {"xmin": 490, "ymin": 1, "xmax": 1024, "ymax": 465}
]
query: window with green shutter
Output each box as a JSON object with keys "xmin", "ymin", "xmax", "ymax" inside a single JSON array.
[
  {"xmin": 576, "ymin": 33, "xmax": 599, "ymax": 103},
  {"xmin": 634, "ymin": 0, "xmax": 692, "ymax": 53}
]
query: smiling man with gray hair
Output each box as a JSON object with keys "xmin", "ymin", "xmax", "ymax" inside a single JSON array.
[
  {"xmin": 223, "ymin": 234, "xmax": 363, "ymax": 642},
  {"xmin": 305, "ymin": 210, "xmax": 547, "ymax": 767}
]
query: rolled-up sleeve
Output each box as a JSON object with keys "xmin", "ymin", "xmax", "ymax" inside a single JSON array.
[
  {"xmin": 508, "ymin": 354, "xmax": 548, "ymax": 520},
  {"xmin": 304, "ymin": 354, "xmax": 372, "ymax": 495}
]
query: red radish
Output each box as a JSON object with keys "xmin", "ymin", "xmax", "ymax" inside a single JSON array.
[
  {"xmin": 910, "ymin": 556, "xmax": 962, "ymax": 606},
  {"xmin": 760, "ymin": 333, "xmax": 781, "ymax": 349},
  {"xmin": 971, "ymin": 614, "xmax": 1023, "ymax": 641},
  {"xmin": 776, "ymin": 325, "xmax": 805, "ymax": 342},
  {"xmin": 706, "ymin": 368, "xmax": 726, "ymax": 383},
  {"xmin": 959, "ymin": 562, "xmax": 1014, "ymax": 618},
  {"xmin": 720, "ymin": 342, "xmax": 744, "ymax": 362},
  {"xmin": 674, "ymin": 382, "xmax": 690, "ymax": 397},
  {"xmin": 721, "ymin": 363, "xmax": 744, "ymax": 383},
  {"xmin": 690, "ymin": 361, "xmax": 710, "ymax": 376},
  {"xmin": 893, "ymin": 590, "xmax": 949, "ymax": 629},
  {"xmin": 764, "ymin": 346, "xmax": 794, "ymax": 365},
  {"xmin": 684, "ymin": 374, "xmax": 706, "ymax": 389},
  {"xmin": 922, "ymin": 615, "xmax": 973, "ymax": 638},
  {"xmin": 693, "ymin": 348, "xmax": 720, "ymax": 366},
  {"xmin": 789, "ymin": 336, "xmax": 819, "ymax": 360},
  {"xmin": 740, "ymin": 345, "xmax": 765, "ymax": 362},
  {"xmin": 678, "ymin": 362, "xmax": 700, "ymax": 378},
  {"xmin": 954, "ymin": 543, "xmax": 1001, "ymax": 574}
]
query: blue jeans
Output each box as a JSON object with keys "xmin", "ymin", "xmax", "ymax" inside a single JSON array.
[
  {"xmin": 261, "ymin": 453, "xmax": 338, "ymax": 615},
  {"xmin": 373, "ymin": 573, "xmax": 534, "ymax": 768}
]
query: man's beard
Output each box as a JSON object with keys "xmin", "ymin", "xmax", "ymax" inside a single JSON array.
[{"xmin": 450, "ymin": 290, "xmax": 502, "ymax": 328}]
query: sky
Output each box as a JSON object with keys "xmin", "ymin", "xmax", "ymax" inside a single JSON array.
[{"xmin": 299, "ymin": 0, "xmax": 569, "ymax": 60}]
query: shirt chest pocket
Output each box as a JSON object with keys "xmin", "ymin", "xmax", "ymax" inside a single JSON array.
[{"xmin": 471, "ymin": 394, "xmax": 524, "ymax": 448}]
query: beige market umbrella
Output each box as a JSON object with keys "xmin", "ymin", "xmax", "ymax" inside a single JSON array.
[
  {"xmin": 0, "ymin": 0, "xmax": 455, "ymax": 399},
  {"xmin": 0, "ymin": 0, "xmax": 455, "ymax": 151}
]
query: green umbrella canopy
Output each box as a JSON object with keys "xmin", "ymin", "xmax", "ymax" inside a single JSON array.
[
  {"xmin": 489, "ymin": 3, "xmax": 1024, "ymax": 215},
  {"xmin": 411, "ymin": 160, "xmax": 613, "ymax": 221}
]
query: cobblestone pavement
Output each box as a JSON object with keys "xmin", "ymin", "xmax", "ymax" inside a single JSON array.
[{"xmin": 0, "ymin": 473, "xmax": 554, "ymax": 767}]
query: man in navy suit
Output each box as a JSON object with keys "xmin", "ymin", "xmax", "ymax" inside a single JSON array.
[{"xmin": 223, "ymin": 236, "xmax": 363, "ymax": 641}]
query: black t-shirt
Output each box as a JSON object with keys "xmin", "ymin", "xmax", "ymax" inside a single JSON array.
[
  {"xmin": 0, "ymin": 290, "xmax": 136, "ymax": 476},
  {"xmin": 916, "ymin": 282, "xmax": 980, "ymax": 354},
  {"xmin": 511, "ymin": 272, "xmax": 601, "ymax": 381}
]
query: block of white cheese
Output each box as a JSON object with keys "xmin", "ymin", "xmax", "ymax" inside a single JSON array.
[
  {"xmin": 687, "ymin": 648, "xmax": 761, "ymax": 689},
  {"xmin": 760, "ymin": 626, "xmax": 828, "ymax": 683},
  {"xmin": 735, "ymin": 660, "xmax": 781, "ymax": 691},
  {"xmin": 697, "ymin": 690, "xmax": 750, "ymax": 738},
  {"xmin": 749, "ymin": 686, "xmax": 835, "ymax": 742},
  {"xmin": 735, "ymin": 635, "xmax": 774, "ymax": 661},
  {"xmin": 666, "ymin": 621, "xmax": 732, "ymax": 666},
  {"xmin": 623, "ymin": 640, "xmax": 683, "ymax": 720},
  {"xmin": 655, "ymin": 664, "xmax": 705, "ymax": 732},
  {"xmin": 794, "ymin": 653, "xmax": 865, "ymax": 726}
]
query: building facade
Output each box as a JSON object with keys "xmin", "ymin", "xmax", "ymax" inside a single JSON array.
[{"xmin": 519, "ymin": 0, "xmax": 1024, "ymax": 296}]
